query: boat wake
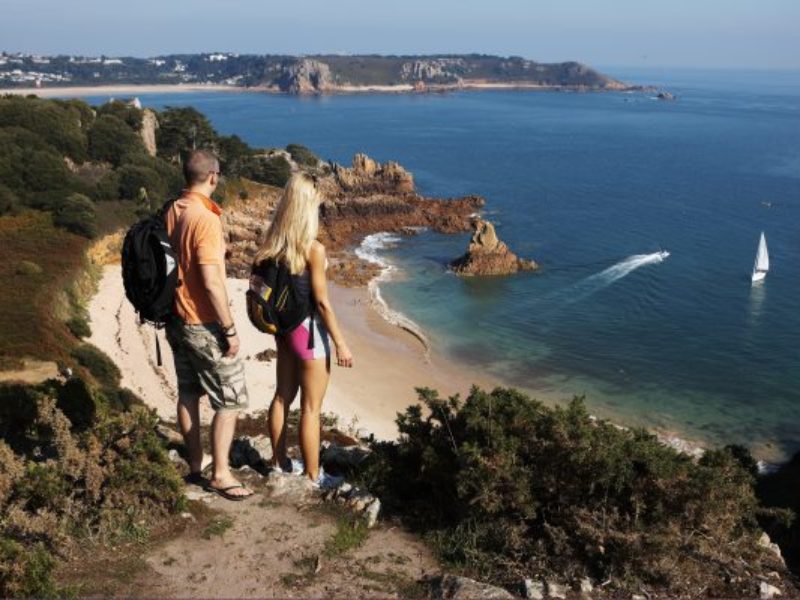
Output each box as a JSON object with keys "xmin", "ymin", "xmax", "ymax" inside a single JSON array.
[{"xmin": 560, "ymin": 251, "xmax": 670, "ymax": 305}]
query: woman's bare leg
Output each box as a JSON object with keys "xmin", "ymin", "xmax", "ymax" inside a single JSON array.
[
  {"xmin": 268, "ymin": 337, "xmax": 299, "ymax": 468},
  {"xmin": 299, "ymin": 356, "xmax": 331, "ymax": 480}
]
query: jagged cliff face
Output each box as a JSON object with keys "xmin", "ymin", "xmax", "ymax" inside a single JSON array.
[
  {"xmin": 275, "ymin": 59, "xmax": 334, "ymax": 94},
  {"xmin": 450, "ymin": 218, "xmax": 538, "ymax": 276},
  {"xmin": 400, "ymin": 58, "xmax": 466, "ymax": 83}
]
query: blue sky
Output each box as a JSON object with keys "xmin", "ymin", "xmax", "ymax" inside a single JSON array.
[{"xmin": 1, "ymin": 0, "xmax": 797, "ymax": 69}]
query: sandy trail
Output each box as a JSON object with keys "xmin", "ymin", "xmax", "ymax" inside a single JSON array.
[{"xmin": 88, "ymin": 266, "xmax": 497, "ymax": 439}]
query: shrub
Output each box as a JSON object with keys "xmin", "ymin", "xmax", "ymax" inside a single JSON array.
[
  {"xmin": 71, "ymin": 343, "xmax": 121, "ymax": 390},
  {"xmin": 15, "ymin": 260, "xmax": 43, "ymax": 276},
  {"xmin": 66, "ymin": 315, "xmax": 91, "ymax": 339},
  {"xmin": 96, "ymin": 99, "xmax": 143, "ymax": 130},
  {"xmin": 0, "ymin": 184, "xmax": 19, "ymax": 215},
  {"xmin": 53, "ymin": 193, "xmax": 98, "ymax": 239},
  {"xmin": 117, "ymin": 164, "xmax": 165, "ymax": 202},
  {"xmin": 357, "ymin": 387, "xmax": 781, "ymax": 596},
  {"xmin": 0, "ymin": 96, "xmax": 88, "ymax": 162},
  {"xmin": 246, "ymin": 155, "xmax": 292, "ymax": 187},
  {"xmin": 286, "ymin": 143, "xmax": 320, "ymax": 167},
  {"xmin": 0, "ymin": 380, "xmax": 184, "ymax": 597},
  {"xmin": 758, "ymin": 452, "xmax": 800, "ymax": 573},
  {"xmin": 0, "ymin": 539, "xmax": 59, "ymax": 599},
  {"xmin": 88, "ymin": 114, "xmax": 144, "ymax": 166},
  {"xmin": 92, "ymin": 170, "xmax": 121, "ymax": 202},
  {"xmin": 22, "ymin": 149, "xmax": 73, "ymax": 194}
]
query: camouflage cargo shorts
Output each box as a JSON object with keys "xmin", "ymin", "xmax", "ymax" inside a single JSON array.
[{"xmin": 164, "ymin": 320, "xmax": 249, "ymax": 411}]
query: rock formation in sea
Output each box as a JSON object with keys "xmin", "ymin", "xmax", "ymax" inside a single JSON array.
[{"xmin": 450, "ymin": 217, "xmax": 538, "ymax": 276}]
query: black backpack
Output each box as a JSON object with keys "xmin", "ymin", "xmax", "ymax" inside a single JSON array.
[
  {"xmin": 121, "ymin": 202, "xmax": 179, "ymax": 364},
  {"xmin": 246, "ymin": 258, "xmax": 312, "ymax": 340}
]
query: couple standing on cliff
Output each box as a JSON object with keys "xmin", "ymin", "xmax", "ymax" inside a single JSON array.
[{"xmin": 163, "ymin": 149, "xmax": 354, "ymax": 500}]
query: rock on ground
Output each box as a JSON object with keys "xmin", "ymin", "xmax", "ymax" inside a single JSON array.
[
  {"xmin": 450, "ymin": 218, "xmax": 537, "ymax": 276},
  {"xmin": 428, "ymin": 574, "xmax": 515, "ymax": 599}
]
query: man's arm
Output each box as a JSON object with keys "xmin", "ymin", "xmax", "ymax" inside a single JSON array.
[{"xmin": 200, "ymin": 263, "xmax": 239, "ymax": 357}]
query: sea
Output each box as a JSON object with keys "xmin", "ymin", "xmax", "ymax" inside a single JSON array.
[{"xmin": 83, "ymin": 67, "xmax": 800, "ymax": 459}]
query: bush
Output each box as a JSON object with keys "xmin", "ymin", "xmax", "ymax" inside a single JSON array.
[
  {"xmin": 286, "ymin": 143, "xmax": 320, "ymax": 167},
  {"xmin": 15, "ymin": 260, "xmax": 43, "ymax": 276},
  {"xmin": 0, "ymin": 184, "xmax": 19, "ymax": 215},
  {"xmin": 357, "ymin": 387, "xmax": 781, "ymax": 596},
  {"xmin": 53, "ymin": 193, "xmax": 98, "ymax": 239},
  {"xmin": 71, "ymin": 343, "xmax": 121, "ymax": 390},
  {"xmin": 758, "ymin": 452, "xmax": 800, "ymax": 573},
  {"xmin": 0, "ymin": 380, "xmax": 184, "ymax": 597},
  {"xmin": 92, "ymin": 170, "xmax": 121, "ymax": 202},
  {"xmin": 0, "ymin": 96, "xmax": 88, "ymax": 162},
  {"xmin": 88, "ymin": 114, "xmax": 144, "ymax": 166},
  {"xmin": 246, "ymin": 155, "xmax": 292, "ymax": 187},
  {"xmin": 66, "ymin": 315, "xmax": 91, "ymax": 339},
  {"xmin": 96, "ymin": 100, "xmax": 143, "ymax": 130}
]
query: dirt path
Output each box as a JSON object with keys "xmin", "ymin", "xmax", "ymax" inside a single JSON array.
[{"xmin": 65, "ymin": 472, "xmax": 438, "ymax": 599}]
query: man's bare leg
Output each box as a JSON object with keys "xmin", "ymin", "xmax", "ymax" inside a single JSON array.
[
  {"xmin": 177, "ymin": 391, "xmax": 203, "ymax": 474},
  {"xmin": 208, "ymin": 409, "xmax": 252, "ymax": 497}
]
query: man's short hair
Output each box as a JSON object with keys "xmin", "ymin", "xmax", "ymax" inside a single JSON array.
[{"xmin": 183, "ymin": 149, "xmax": 220, "ymax": 185}]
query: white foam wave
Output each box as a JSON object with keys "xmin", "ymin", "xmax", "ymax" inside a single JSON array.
[
  {"xmin": 354, "ymin": 233, "xmax": 430, "ymax": 356},
  {"xmin": 563, "ymin": 251, "xmax": 669, "ymax": 305}
]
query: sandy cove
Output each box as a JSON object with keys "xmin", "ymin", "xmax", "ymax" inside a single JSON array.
[{"xmin": 88, "ymin": 265, "xmax": 499, "ymax": 439}]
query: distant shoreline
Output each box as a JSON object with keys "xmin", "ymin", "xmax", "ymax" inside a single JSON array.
[{"xmin": 0, "ymin": 80, "xmax": 648, "ymax": 99}]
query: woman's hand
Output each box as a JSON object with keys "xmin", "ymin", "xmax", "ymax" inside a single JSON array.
[{"xmin": 335, "ymin": 341, "xmax": 354, "ymax": 368}]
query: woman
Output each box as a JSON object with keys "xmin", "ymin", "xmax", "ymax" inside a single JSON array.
[{"xmin": 253, "ymin": 173, "xmax": 354, "ymax": 488}]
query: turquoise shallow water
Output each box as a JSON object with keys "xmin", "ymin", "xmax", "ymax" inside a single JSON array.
[{"xmin": 84, "ymin": 68, "xmax": 800, "ymax": 457}]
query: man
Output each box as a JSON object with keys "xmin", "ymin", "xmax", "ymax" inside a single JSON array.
[{"xmin": 164, "ymin": 149, "xmax": 252, "ymax": 500}]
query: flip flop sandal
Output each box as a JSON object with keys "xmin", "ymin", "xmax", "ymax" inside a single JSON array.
[
  {"xmin": 204, "ymin": 483, "xmax": 253, "ymax": 502},
  {"xmin": 183, "ymin": 472, "xmax": 206, "ymax": 486}
]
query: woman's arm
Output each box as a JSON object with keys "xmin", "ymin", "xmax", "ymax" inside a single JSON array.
[{"xmin": 308, "ymin": 241, "xmax": 353, "ymax": 368}]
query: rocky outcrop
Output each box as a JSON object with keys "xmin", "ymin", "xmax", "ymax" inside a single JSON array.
[
  {"xmin": 139, "ymin": 109, "xmax": 158, "ymax": 156},
  {"xmin": 450, "ymin": 218, "xmax": 537, "ymax": 276},
  {"xmin": 221, "ymin": 154, "xmax": 484, "ymax": 284},
  {"xmin": 400, "ymin": 58, "xmax": 466, "ymax": 83},
  {"xmin": 276, "ymin": 59, "xmax": 334, "ymax": 94},
  {"xmin": 329, "ymin": 153, "xmax": 415, "ymax": 195}
]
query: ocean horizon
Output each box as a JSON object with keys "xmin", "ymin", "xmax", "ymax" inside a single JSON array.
[{"xmin": 80, "ymin": 67, "xmax": 800, "ymax": 461}]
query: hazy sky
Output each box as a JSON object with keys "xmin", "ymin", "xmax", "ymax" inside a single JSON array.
[{"xmin": 1, "ymin": 0, "xmax": 798, "ymax": 69}]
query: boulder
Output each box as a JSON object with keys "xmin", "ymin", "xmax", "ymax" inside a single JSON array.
[
  {"xmin": 450, "ymin": 218, "xmax": 538, "ymax": 276},
  {"xmin": 758, "ymin": 531, "xmax": 785, "ymax": 565},
  {"xmin": 522, "ymin": 579, "xmax": 544, "ymax": 599},
  {"xmin": 428, "ymin": 574, "xmax": 515, "ymax": 599},
  {"xmin": 760, "ymin": 581, "xmax": 782, "ymax": 599},
  {"xmin": 545, "ymin": 580, "xmax": 567, "ymax": 599}
]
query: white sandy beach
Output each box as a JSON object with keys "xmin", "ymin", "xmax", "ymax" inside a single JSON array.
[{"xmin": 88, "ymin": 266, "xmax": 498, "ymax": 440}]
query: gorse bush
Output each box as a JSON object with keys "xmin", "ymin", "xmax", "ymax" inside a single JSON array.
[
  {"xmin": 53, "ymin": 193, "xmax": 98, "ymax": 239},
  {"xmin": 0, "ymin": 379, "xmax": 184, "ymax": 597},
  {"xmin": 88, "ymin": 114, "xmax": 145, "ymax": 166},
  {"xmin": 358, "ymin": 387, "xmax": 784, "ymax": 597},
  {"xmin": 286, "ymin": 143, "xmax": 320, "ymax": 167}
]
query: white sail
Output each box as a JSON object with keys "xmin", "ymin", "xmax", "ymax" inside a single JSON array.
[{"xmin": 751, "ymin": 232, "xmax": 769, "ymax": 283}]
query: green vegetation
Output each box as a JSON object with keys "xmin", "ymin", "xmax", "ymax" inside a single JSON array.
[
  {"xmin": 0, "ymin": 379, "xmax": 184, "ymax": 597},
  {"xmin": 0, "ymin": 53, "xmax": 622, "ymax": 90},
  {"xmin": 357, "ymin": 387, "xmax": 789, "ymax": 597},
  {"xmin": 324, "ymin": 515, "xmax": 370, "ymax": 558},
  {"xmin": 70, "ymin": 344, "xmax": 121, "ymax": 390},
  {"xmin": 286, "ymin": 144, "xmax": 320, "ymax": 167},
  {"xmin": 202, "ymin": 517, "xmax": 234, "ymax": 540}
]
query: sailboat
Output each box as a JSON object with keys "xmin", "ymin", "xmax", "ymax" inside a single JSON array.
[{"xmin": 751, "ymin": 232, "xmax": 769, "ymax": 284}]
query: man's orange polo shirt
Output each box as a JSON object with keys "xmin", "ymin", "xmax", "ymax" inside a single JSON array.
[{"xmin": 164, "ymin": 191, "xmax": 225, "ymax": 325}]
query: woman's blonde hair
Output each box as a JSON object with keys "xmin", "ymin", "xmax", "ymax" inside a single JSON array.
[{"xmin": 253, "ymin": 173, "xmax": 323, "ymax": 274}]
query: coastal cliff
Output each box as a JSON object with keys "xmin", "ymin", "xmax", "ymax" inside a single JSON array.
[
  {"xmin": 0, "ymin": 52, "xmax": 644, "ymax": 94},
  {"xmin": 223, "ymin": 153, "xmax": 483, "ymax": 285},
  {"xmin": 450, "ymin": 218, "xmax": 538, "ymax": 276}
]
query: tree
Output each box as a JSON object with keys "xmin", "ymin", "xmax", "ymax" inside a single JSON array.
[
  {"xmin": 96, "ymin": 100, "xmax": 143, "ymax": 130},
  {"xmin": 246, "ymin": 155, "xmax": 292, "ymax": 187},
  {"xmin": 0, "ymin": 96, "xmax": 88, "ymax": 162},
  {"xmin": 156, "ymin": 106, "xmax": 218, "ymax": 160},
  {"xmin": 286, "ymin": 143, "xmax": 320, "ymax": 167},
  {"xmin": 88, "ymin": 114, "xmax": 144, "ymax": 166}
]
